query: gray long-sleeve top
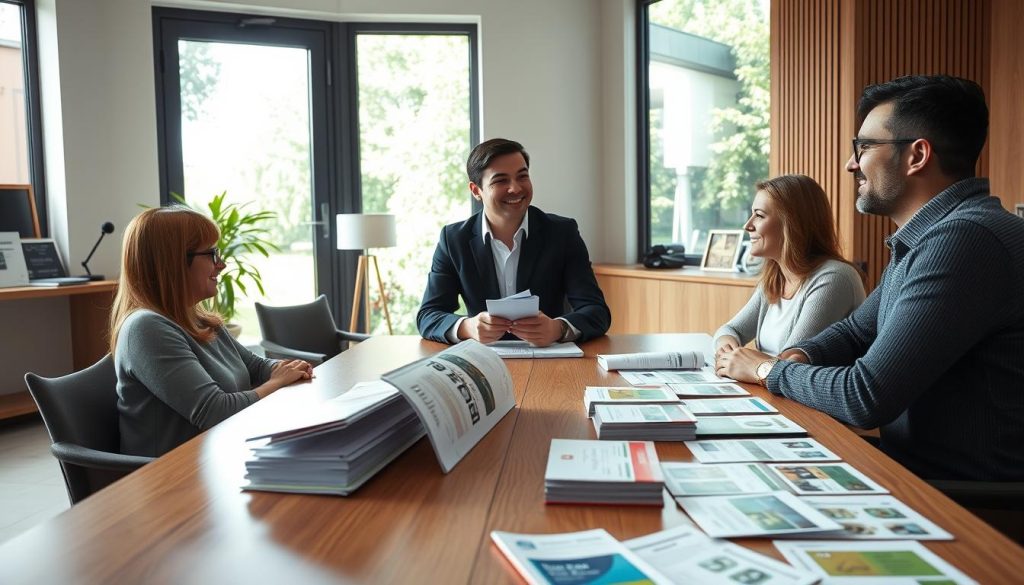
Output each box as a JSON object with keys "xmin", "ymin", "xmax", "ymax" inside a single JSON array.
[
  {"xmin": 116, "ymin": 309, "xmax": 276, "ymax": 457},
  {"xmin": 714, "ymin": 259, "xmax": 865, "ymax": 352},
  {"xmin": 767, "ymin": 178, "xmax": 1024, "ymax": 481}
]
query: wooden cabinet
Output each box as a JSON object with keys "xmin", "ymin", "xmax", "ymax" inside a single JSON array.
[{"xmin": 594, "ymin": 264, "xmax": 757, "ymax": 335}]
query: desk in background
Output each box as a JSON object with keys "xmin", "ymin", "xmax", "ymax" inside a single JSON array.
[
  {"xmin": 0, "ymin": 281, "xmax": 116, "ymax": 419},
  {"xmin": 1, "ymin": 335, "xmax": 1021, "ymax": 584}
]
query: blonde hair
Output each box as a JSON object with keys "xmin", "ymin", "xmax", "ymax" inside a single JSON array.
[
  {"xmin": 755, "ymin": 175, "xmax": 853, "ymax": 304},
  {"xmin": 109, "ymin": 206, "xmax": 223, "ymax": 353}
]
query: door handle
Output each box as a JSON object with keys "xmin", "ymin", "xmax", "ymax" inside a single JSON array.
[{"xmin": 300, "ymin": 202, "xmax": 332, "ymax": 239}]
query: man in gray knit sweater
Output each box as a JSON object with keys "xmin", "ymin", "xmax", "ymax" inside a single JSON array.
[{"xmin": 720, "ymin": 75, "xmax": 1024, "ymax": 481}]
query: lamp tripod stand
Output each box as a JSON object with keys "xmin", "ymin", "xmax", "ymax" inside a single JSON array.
[{"xmin": 349, "ymin": 252, "xmax": 393, "ymax": 335}]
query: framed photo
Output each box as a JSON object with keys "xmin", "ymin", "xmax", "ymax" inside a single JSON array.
[
  {"xmin": 0, "ymin": 184, "xmax": 41, "ymax": 239},
  {"xmin": 1015, "ymin": 203, "xmax": 1024, "ymax": 219},
  {"xmin": 701, "ymin": 229, "xmax": 745, "ymax": 272}
]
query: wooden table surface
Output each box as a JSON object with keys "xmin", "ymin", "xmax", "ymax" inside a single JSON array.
[{"xmin": 2, "ymin": 334, "xmax": 1021, "ymax": 584}]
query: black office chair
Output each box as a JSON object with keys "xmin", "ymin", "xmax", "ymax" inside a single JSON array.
[
  {"xmin": 255, "ymin": 294, "xmax": 370, "ymax": 365},
  {"xmin": 925, "ymin": 479, "xmax": 1024, "ymax": 511},
  {"xmin": 24, "ymin": 355, "xmax": 155, "ymax": 505}
]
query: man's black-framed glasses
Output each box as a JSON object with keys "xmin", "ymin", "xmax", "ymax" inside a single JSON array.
[
  {"xmin": 187, "ymin": 248, "xmax": 223, "ymax": 265},
  {"xmin": 851, "ymin": 138, "xmax": 917, "ymax": 163}
]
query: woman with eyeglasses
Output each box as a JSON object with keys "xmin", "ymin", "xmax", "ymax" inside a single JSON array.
[
  {"xmin": 713, "ymin": 174, "xmax": 866, "ymax": 383},
  {"xmin": 109, "ymin": 206, "xmax": 312, "ymax": 457}
]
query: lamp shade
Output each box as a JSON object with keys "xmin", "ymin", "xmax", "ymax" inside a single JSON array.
[{"xmin": 336, "ymin": 213, "xmax": 397, "ymax": 250}]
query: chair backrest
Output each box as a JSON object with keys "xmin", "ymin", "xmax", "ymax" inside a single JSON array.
[
  {"xmin": 25, "ymin": 354, "xmax": 123, "ymax": 504},
  {"xmin": 255, "ymin": 294, "xmax": 343, "ymax": 359}
]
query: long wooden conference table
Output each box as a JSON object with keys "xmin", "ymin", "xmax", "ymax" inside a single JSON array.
[{"xmin": 2, "ymin": 334, "xmax": 1022, "ymax": 583}]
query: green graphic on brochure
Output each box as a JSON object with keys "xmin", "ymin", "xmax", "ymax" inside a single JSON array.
[
  {"xmin": 808, "ymin": 550, "xmax": 945, "ymax": 577},
  {"xmin": 607, "ymin": 389, "xmax": 665, "ymax": 400},
  {"xmin": 532, "ymin": 553, "xmax": 655, "ymax": 584},
  {"xmin": 437, "ymin": 354, "xmax": 495, "ymax": 413}
]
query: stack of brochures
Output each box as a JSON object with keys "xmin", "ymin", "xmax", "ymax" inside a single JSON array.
[
  {"xmin": 244, "ymin": 340, "xmax": 516, "ymax": 495},
  {"xmin": 544, "ymin": 438, "xmax": 665, "ymax": 505},
  {"xmin": 584, "ymin": 385, "xmax": 681, "ymax": 416},
  {"xmin": 244, "ymin": 381, "xmax": 424, "ymax": 495},
  {"xmin": 591, "ymin": 403, "xmax": 697, "ymax": 441}
]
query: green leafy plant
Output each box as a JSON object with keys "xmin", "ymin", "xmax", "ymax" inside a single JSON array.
[{"xmin": 172, "ymin": 192, "xmax": 279, "ymax": 322}]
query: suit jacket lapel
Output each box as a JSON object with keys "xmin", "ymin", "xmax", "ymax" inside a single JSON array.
[
  {"xmin": 469, "ymin": 217, "xmax": 501, "ymax": 300},
  {"xmin": 516, "ymin": 208, "xmax": 543, "ymax": 292}
]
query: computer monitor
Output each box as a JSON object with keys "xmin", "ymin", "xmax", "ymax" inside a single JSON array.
[{"xmin": 0, "ymin": 184, "xmax": 41, "ymax": 239}]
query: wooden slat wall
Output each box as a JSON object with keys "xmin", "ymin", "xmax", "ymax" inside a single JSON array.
[
  {"xmin": 771, "ymin": 0, "xmax": 991, "ymax": 291},
  {"xmin": 989, "ymin": 0, "xmax": 1024, "ymax": 210}
]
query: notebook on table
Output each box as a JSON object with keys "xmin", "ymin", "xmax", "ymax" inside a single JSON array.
[{"xmin": 21, "ymin": 239, "xmax": 90, "ymax": 286}]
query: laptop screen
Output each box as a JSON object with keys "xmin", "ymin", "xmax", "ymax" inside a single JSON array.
[{"xmin": 21, "ymin": 239, "xmax": 68, "ymax": 279}]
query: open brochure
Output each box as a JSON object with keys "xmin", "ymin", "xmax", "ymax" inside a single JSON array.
[
  {"xmin": 381, "ymin": 339, "xmax": 515, "ymax": 473},
  {"xmin": 686, "ymin": 438, "xmax": 841, "ymax": 463},
  {"xmin": 597, "ymin": 351, "xmax": 704, "ymax": 371},
  {"xmin": 676, "ymin": 491, "xmax": 843, "ymax": 538},
  {"xmin": 488, "ymin": 340, "xmax": 583, "ymax": 359},
  {"xmin": 662, "ymin": 462, "xmax": 888, "ymax": 497},
  {"xmin": 625, "ymin": 525, "xmax": 818, "ymax": 585},
  {"xmin": 491, "ymin": 529, "xmax": 672, "ymax": 585},
  {"xmin": 486, "ymin": 289, "xmax": 539, "ymax": 320},
  {"xmin": 695, "ymin": 415, "xmax": 807, "ymax": 437},
  {"xmin": 773, "ymin": 540, "xmax": 976, "ymax": 584},
  {"xmin": 792, "ymin": 496, "xmax": 953, "ymax": 540},
  {"xmin": 767, "ymin": 463, "xmax": 889, "ymax": 495}
]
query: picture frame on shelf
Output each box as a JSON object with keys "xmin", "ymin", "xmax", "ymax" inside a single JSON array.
[
  {"xmin": 700, "ymin": 229, "xmax": 745, "ymax": 272},
  {"xmin": 0, "ymin": 184, "xmax": 41, "ymax": 239}
]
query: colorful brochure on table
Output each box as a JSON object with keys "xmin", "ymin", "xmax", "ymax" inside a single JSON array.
[
  {"xmin": 597, "ymin": 350, "xmax": 704, "ymax": 371},
  {"xmin": 676, "ymin": 491, "xmax": 843, "ymax": 538},
  {"xmin": 695, "ymin": 415, "xmax": 807, "ymax": 437},
  {"xmin": 793, "ymin": 496, "xmax": 953, "ymax": 540},
  {"xmin": 767, "ymin": 463, "xmax": 889, "ymax": 495},
  {"xmin": 584, "ymin": 386, "xmax": 680, "ymax": 416},
  {"xmin": 773, "ymin": 540, "xmax": 976, "ymax": 584},
  {"xmin": 544, "ymin": 439, "xmax": 665, "ymax": 505},
  {"xmin": 621, "ymin": 368, "xmax": 732, "ymax": 386},
  {"xmin": 625, "ymin": 525, "xmax": 818, "ymax": 585},
  {"xmin": 686, "ymin": 438, "xmax": 841, "ymax": 463},
  {"xmin": 682, "ymin": 397, "xmax": 778, "ymax": 415},
  {"xmin": 490, "ymin": 529, "xmax": 672, "ymax": 585},
  {"xmin": 662, "ymin": 462, "xmax": 787, "ymax": 496},
  {"xmin": 667, "ymin": 382, "xmax": 750, "ymax": 397}
]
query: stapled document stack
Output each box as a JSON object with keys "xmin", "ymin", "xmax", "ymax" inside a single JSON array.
[
  {"xmin": 592, "ymin": 403, "xmax": 697, "ymax": 441},
  {"xmin": 584, "ymin": 386, "xmax": 681, "ymax": 416},
  {"xmin": 544, "ymin": 438, "xmax": 665, "ymax": 505},
  {"xmin": 243, "ymin": 381, "xmax": 425, "ymax": 495}
]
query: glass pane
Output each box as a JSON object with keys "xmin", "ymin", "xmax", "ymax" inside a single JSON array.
[
  {"xmin": 179, "ymin": 41, "xmax": 315, "ymax": 340},
  {"xmin": 647, "ymin": 0, "xmax": 770, "ymax": 254},
  {"xmin": 0, "ymin": 3, "xmax": 31, "ymax": 183},
  {"xmin": 356, "ymin": 34, "xmax": 472, "ymax": 334}
]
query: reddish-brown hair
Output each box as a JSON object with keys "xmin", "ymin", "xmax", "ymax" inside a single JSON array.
[
  {"xmin": 755, "ymin": 175, "xmax": 852, "ymax": 304},
  {"xmin": 109, "ymin": 206, "xmax": 223, "ymax": 353}
]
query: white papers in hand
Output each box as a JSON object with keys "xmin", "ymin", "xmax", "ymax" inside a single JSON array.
[{"xmin": 486, "ymin": 289, "xmax": 539, "ymax": 320}]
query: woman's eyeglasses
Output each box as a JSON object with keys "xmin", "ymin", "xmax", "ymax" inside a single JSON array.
[{"xmin": 187, "ymin": 248, "xmax": 223, "ymax": 265}]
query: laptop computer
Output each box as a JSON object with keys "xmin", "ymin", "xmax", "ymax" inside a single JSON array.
[{"xmin": 21, "ymin": 238, "xmax": 90, "ymax": 286}]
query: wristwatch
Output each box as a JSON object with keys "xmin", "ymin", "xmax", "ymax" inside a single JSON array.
[
  {"xmin": 557, "ymin": 319, "xmax": 571, "ymax": 342},
  {"xmin": 755, "ymin": 358, "xmax": 780, "ymax": 387}
]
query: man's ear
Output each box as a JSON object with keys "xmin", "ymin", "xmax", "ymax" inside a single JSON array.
[
  {"xmin": 469, "ymin": 182, "xmax": 483, "ymax": 200},
  {"xmin": 906, "ymin": 138, "xmax": 933, "ymax": 176}
]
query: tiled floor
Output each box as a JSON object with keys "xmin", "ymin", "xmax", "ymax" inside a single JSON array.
[{"xmin": 0, "ymin": 416, "xmax": 69, "ymax": 545}]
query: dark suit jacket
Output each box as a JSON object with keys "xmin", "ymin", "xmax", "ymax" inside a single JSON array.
[{"xmin": 417, "ymin": 206, "xmax": 611, "ymax": 343}]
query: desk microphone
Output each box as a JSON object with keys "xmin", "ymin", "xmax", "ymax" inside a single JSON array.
[{"xmin": 81, "ymin": 221, "xmax": 115, "ymax": 281}]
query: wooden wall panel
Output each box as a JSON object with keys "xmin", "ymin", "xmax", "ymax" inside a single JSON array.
[
  {"xmin": 772, "ymin": 0, "xmax": 991, "ymax": 291},
  {"xmin": 989, "ymin": 0, "xmax": 1024, "ymax": 210},
  {"xmin": 595, "ymin": 274, "xmax": 660, "ymax": 334}
]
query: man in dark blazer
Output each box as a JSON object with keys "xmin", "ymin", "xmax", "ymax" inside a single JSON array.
[{"xmin": 417, "ymin": 138, "xmax": 611, "ymax": 346}]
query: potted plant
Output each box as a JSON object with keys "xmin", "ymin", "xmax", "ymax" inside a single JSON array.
[{"xmin": 173, "ymin": 192, "xmax": 279, "ymax": 336}]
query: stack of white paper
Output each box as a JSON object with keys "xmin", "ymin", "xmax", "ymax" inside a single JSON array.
[
  {"xmin": 244, "ymin": 381, "xmax": 425, "ymax": 495},
  {"xmin": 485, "ymin": 289, "xmax": 539, "ymax": 319},
  {"xmin": 544, "ymin": 439, "xmax": 665, "ymax": 505},
  {"xmin": 584, "ymin": 386, "xmax": 681, "ymax": 416},
  {"xmin": 592, "ymin": 403, "xmax": 697, "ymax": 441}
]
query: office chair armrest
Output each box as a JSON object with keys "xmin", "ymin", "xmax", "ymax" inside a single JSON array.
[
  {"xmin": 259, "ymin": 340, "xmax": 327, "ymax": 364},
  {"xmin": 926, "ymin": 479, "xmax": 1024, "ymax": 511},
  {"xmin": 336, "ymin": 330, "xmax": 371, "ymax": 343},
  {"xmin": 51, "ymin": 442, "xmax": 155, "ymax": 472}
]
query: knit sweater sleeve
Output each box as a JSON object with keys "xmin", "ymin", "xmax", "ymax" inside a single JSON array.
[
  {"xmin": 714, "ymin": 286, "xmax": 764, "ymax": 347},
  {"xmin": 782, "ymin": 262, "xmax": 866, "ymax": 349}
]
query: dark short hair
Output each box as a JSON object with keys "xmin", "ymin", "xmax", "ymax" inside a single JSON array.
[
  {"xmin": 857, "ymin": 75, "xmax": 988, "ymax": 179},
  {"xmin": 466, "ymin": 138, "xmax": 530, "ymax": 185}
]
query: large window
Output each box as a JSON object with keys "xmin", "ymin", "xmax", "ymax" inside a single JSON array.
[
  {"xmin": 639, "ymin": 0, "xmax": 769, "ymax": 258},
  {"xmin": 0, "ymin": 0, "xmax": 45, "ymax": 229}
]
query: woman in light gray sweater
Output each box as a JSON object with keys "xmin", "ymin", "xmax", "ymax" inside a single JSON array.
[
  {"xmin": 714, "ymin": 175, "xmax": 865, "ymax": 362},
  {"xmin": 109, "ymin": 207, "xmax": 313, "ymax": 457}
]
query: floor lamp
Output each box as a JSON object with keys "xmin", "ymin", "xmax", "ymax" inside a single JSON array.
[{"xmin": 336, "ymin": 213, "xmax": 397, "ymax": 335}]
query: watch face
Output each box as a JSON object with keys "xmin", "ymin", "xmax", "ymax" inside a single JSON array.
[{"xmin": 757, "ymin": 360, "xmax": 773, "ymax": 379}]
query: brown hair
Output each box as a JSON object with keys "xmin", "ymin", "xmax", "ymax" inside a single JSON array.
[
  {"xmin": 755, "ymin": 174, "xmax": 852, "ymax": 304},
  {"xmin": 109, "ymin": 206, "xmax": 223, "ymax": 353},
  {"xmin": 466, "ymin": 138, "xmax": 530, "ymax": 186}
]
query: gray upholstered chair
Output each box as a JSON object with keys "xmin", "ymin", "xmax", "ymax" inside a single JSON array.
[
  {"xmin": 24, "ymin": 355, "xmax": 155, "ymax": 505},
  {"xmin": 255, "ymin": 294, "xmax": 370, "ymax": 365}
]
